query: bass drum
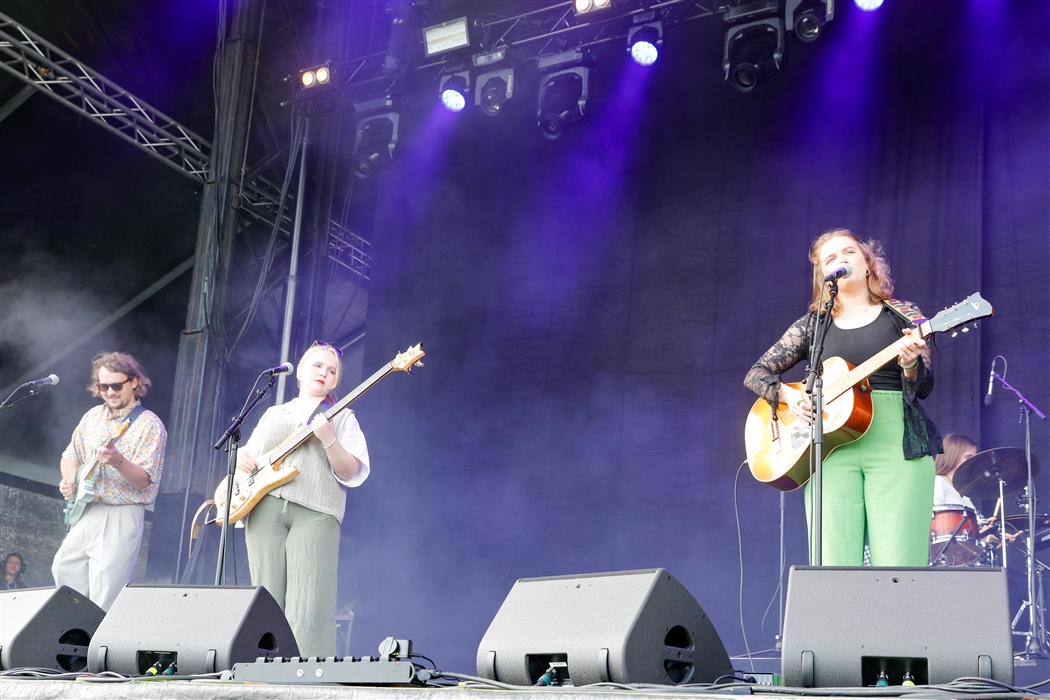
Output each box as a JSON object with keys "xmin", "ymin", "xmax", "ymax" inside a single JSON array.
[{"xmin": 929, "ymin": 505, "xmax": 982, "ymax": 566}]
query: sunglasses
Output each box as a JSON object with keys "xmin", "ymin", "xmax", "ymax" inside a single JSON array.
[
  {"xmin": 310, "ymin": 340, "xmax": 343, "ymax": 357},
  {"xmin": 97, "ymin": 378, "xmax": 132, "ymax": 393}
]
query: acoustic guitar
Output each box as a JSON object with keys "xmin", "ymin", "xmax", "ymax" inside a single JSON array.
[
  {"xmin": 213, "ymin": 343, "xmax": 425, "ymax": 525},
  {"xmin": 63, "ymin": 421, "xmax": 131, "ymax": 527},
  {"xmin": 745, "ymin": 293, "xmax": 993, "ymax": 491}
]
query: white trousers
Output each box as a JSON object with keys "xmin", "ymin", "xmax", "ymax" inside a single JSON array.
[{"xmin": 51, "ymin": 503, "xmax": 145, "ymax": 611}]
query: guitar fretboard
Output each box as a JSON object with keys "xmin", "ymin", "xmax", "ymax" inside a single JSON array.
[
  {"xmin": 825, "ymin": 321, "xmax": 931, "ymax": 402},
  {"xmin": 267, "ymin": 360, "xmax": 396, "ymax": 464}
]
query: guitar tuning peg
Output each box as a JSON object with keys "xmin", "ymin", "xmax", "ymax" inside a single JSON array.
[
  {"xmin": 951, "ymin": 331, "xmax": 959, "ymax": 337},
  {"xmin": 961, "ymin": 326, "xmax": 970, "ymax": 332}
]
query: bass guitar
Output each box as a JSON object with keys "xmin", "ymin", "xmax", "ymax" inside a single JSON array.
[
  {"xmin": 213, "ymin": 343, "xmax": 425, "ymax": 525},
  {"xmin": 63, "ymin": 421, "xmax": 131, "ymax": 527},
  {"xmin": 745, "ymin": 293, "xmax": 993, "ymax": 491}
]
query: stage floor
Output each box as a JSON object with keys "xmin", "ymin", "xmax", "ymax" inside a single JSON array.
[{"xmin": 1, "ymin": 660, "xmax": 1046, "ymax": 700}]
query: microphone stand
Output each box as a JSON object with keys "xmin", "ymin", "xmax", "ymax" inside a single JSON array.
[
  {"xmin": 212, "ymin": 373, "xmax": 279, "ymax": 586},
  {"xmin": 992, "ymin": 372, "xmax": 1048, "ymax": 658},
  {"xmin": 0, "ymin": 383, "xmax": 49, "ymax": 409},
  {"xmin": 805, "ymin": 280, "xmax": 840, "ymax": 566}
]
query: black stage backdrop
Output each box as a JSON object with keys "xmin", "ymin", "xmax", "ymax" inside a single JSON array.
[{"xmin": 341, "ymin": 1, "xmax": 1048, "ymax": 671}]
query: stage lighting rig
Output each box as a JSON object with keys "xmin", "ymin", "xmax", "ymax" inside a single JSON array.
[
  {"xmin": 475, "ymin": 68, "xmax": 514, "ymax": 117},
  {"xmin": 300, "ymin": 63, "xmax": 333, "ymax": 90},
  {"xmin": 352, "ymin": 97, "xmax": 399, "ymax": 180},
  {"xmin": 785, "ymin": 0, "xmax": 834, "ymax": 42},
  {"xmin": 722, "ymin": 1, "xmax": 785, "ymax": 92},
  {"xmin": 855, "ymin": 0, "xmax": 883, "ymax": 10},
  {"xmin": 536, "ymin": 49, "xmax": 593, "ymax": 140},
  {"xmin": 573, "ymin": 0, "xmax": 613, "ymax": 17},
  {"xmin": 423, "ymin": 17, "xmax": 471, "ymax": 57},
  {"xmin": 627, "ymin": 14, "xmax": 663, "ymax": 67},
  {"xmin": 439, "ymin": 71, "xmax": 470, "ymax": 112}
]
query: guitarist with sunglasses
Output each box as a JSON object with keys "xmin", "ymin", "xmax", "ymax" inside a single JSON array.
[
  {"xmin": 51, "ymin": 352, "xmax": 167, "ymax": 610},
  {"xmin": 744, "ymin": 229, "xmax": 943, "ymax": 568}
]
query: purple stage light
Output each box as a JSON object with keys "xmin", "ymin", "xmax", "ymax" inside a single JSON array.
[
  {"xmin": 854, "ymin": 0, "xmax": 884, "ymax": 11},
  {"xmin": 439, "ymin": 73, "xmax": 469, "ymax": 112},
  {"xmin": 630, "ymin": 39, "xmax": 659, "ymax": 66},
  {"xmin": 628, "ymin": 23, "xmax": 662, "ymax": 67},
  {"xmin": 441, "ymin": 88, "xmax": 466, "ymax": 112}
]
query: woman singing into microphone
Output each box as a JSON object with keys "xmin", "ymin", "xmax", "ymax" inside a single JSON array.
[{"xmin": 744, "ymin": 229, "xmax": 942, "ymax": 566}]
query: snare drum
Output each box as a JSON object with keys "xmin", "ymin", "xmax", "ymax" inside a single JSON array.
[{"xmin": 929, "ymin": 505, "xmax": 982, "ymax": 566}]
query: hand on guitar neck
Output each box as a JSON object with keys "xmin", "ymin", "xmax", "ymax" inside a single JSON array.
[{"xmin": 780, "ymin": 327, "xmax": 927, "ymax": 426}]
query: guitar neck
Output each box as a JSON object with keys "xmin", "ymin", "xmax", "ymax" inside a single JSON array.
[
  {"xmin": 270, "ymin": 360, "xmax": 398, "ymax": 463},
  {"xmin": 825, "ymin": 319, "xmax": 932, "ymax": 402}
]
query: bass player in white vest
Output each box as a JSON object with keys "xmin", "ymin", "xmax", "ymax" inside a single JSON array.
[{"xmin": 237, "ymin": 341, "xmax": 370, "ymax": 658}]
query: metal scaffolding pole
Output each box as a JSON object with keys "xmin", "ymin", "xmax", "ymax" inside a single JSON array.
[{"xmin": 158, "ymin": 0, "xmax": 267, "ymax": 584}]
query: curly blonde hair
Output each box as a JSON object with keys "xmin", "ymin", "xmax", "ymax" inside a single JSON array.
[
  {"xmin": 88, "ymin": 351, "xmax": 152, "ymax": 399},
  {"xmin": 808, "ymin": 228, "xmax": 894, "ymax": 314}
]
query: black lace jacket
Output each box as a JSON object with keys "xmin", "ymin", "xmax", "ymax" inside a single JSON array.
[{"xmin": 744, "ymin": 302, "xmax": 942, "ymax": 460}]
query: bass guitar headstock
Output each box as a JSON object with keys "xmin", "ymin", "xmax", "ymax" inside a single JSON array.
[{"xmin": 392, "ymin": 343, "xmax": 425, "ymax": 374}]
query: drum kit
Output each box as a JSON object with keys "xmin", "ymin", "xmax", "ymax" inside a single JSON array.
[
  {"xmin": 928, "ymin": 446, "xmax": 1048, "ymax": 657},
  {"xmin": 928, "ymin": 447, "xmax": 1044, "ymax": 568}
]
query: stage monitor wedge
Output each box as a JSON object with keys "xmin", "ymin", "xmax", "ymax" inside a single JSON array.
[
  {"xmin": 782, "ymin": 566, "xmax": 1013, "ymax": 687},
  {"xmin": 0, "ymin": 585, "xmax": 106, "ymax": 672},
  {"xmin": 477, "ymin": 568, "xmax": 732, "ymax": 686},
  {"xmin": 88, "ymin": 585, "xmax": 298, "ymax": 675}
]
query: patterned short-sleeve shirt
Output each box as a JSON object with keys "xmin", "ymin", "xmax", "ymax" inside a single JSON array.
[{"xmin": 61, "ymin": 400, "xmax": 167, "ymax": 505}]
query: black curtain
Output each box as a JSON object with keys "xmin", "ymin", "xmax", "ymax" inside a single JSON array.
[{"xmin": 344, "ymin": 0, "xmax": 1048, "ymax": 671}]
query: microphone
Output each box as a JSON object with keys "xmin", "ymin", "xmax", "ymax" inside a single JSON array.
[
  {"xmin": 263, "ymin": 362, "xmax": 294, "ymax": 376},
  {"xmin": 823, "ymin": 263, "xmax": 852, "ymax": 282},
  {"xmin": 24, "ymin": 374, "xmax": 59, "ymax": 387},
  {"xmin": 984, "ymin": 360, "xmax": 996, "ymax": 406}
]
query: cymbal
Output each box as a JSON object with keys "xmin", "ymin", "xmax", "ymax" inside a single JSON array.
[
  {"xmin": 953, "ymin": 448, "xmax": 1041, "ymax": 500},
  {"xmin": 1003, "ymin": 513, "xmax": 1050, "ymax": 529}
]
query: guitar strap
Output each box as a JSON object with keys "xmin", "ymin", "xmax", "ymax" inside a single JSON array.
[
  {"xmin": 109, "ymin": 403, "xmax": 146, "ymax": 460},
  {"xmin": 883, "ymin": 298, "xmax": 928, "ymax": 326}
]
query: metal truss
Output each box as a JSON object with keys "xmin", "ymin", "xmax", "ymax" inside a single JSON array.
[
  {"xmin": 328, "ymin": 221, "xmax": 373, "ymax": 280},
  {"xmin": 479, "ymin": 0, "xmax": 722, "ymax": 61},
  {"xmin": 0, "ymin": 11, "xmax": 372, "ymax": 279},
  {"xmin": 0, "ymin": 12, "xmax": 212, "ymax": 180}
]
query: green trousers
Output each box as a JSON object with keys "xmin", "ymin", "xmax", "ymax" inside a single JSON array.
[
  {"xmin": 245, "ymin": 495, "xmax": 341, "ymax": 658},
  {"xmin": 804, "ymin": 391, "xmax": 935, "ymax": 567}
]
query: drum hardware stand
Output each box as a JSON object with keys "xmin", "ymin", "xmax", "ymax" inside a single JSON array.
[
  {"xmin": 990, "ymin": 370, "xmax": 1047, "ymax": 659},
  {"xmin": 996, "ymin": 473, "xmax": 1008, "ymax": 569},
  {"xmin": 931, "ymin": 516, "xmax": 970, "ymax": 567},
  {"xmin": 1011, "ymin": 558, "xmax": 1048, "ymax": 656},
  {"xmin": 805, "ymin": 279, "xmax": 840, "ymax": 566}
]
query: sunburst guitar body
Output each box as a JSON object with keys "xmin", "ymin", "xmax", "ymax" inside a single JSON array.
[{"xmin": 745, "ymin": 293, "xmax": 994, "ymax": 491}]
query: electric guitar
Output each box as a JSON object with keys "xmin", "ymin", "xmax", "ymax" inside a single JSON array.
[
  {"xmin": 745, "ymin": 293, "xmax": 993, "ymax": 491},
  {"xmin": 63, "ymin": 421, "xmax": 131, "ymax": 527},
  {"xmin": 213, "ymin": 343, "xmax": 425, "ymax": 525}
]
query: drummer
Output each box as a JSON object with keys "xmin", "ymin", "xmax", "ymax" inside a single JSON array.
[
  {"xmin": 934, "ymin": 434, "xmax": 981, "ymax": 511},
  {"xmin": 934, "ymin": 434, "xmax": 1016, "ymax": 543}
]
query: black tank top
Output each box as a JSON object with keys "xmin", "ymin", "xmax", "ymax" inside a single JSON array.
[{"xmin": 821, "ymin": 307, "xmax": 904, "ymax": 391}]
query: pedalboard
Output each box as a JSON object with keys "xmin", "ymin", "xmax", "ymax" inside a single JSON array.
[{"xmin": 232, "ymin": 655, "xmax": 424, "ymax": 685}]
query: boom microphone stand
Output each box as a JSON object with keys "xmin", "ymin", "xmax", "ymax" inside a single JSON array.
[
  {"xmin": 991, "ymin": 371, "xmax": 1048, "ymax": 658},
  {"xmin": 212, "ymin": 373, "xmax": 279, "ymax": 586}
]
